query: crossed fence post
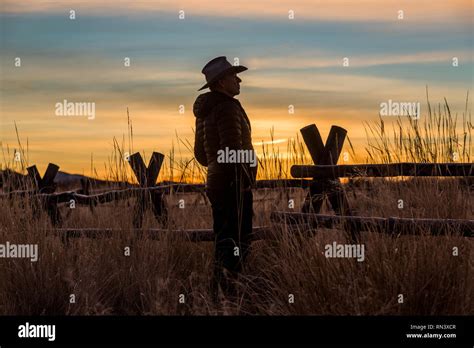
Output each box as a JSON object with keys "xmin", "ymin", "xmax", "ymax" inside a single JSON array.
[
  {"xmin": 300, "ymin": 124, "xmax": 359, "ymax": 241},
  {"xmin": 128, "ymin": 152, "xmax": 166, "ymax": 228},
  {"xmin": 27, "ymin": 163, "xmax": 61, "ymax": 225}
]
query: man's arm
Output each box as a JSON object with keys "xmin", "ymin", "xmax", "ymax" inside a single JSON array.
[
  {"xmin": 194, "ymin": 118, "xmax": 208, "ymax": 166},
  {"xmin": 214, "ymin": 101, "xmax": 250, "ymax": 186},
  {"xmin": 214, "ymin": 101, "xmax": 243, "ymax": 150}
]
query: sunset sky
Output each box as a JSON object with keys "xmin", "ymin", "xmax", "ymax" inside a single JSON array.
[{"xmin": 0, "ymin": 0, "xmax": 472, "ymax": 178}]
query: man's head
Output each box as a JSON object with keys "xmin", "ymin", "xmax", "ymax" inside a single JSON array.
[
  {"xmin": 209, "ymin": 72, "xmax": 242, "ymax": 97},
  {"xmin": 198, "ymin": 56, "xmax": 247, "ymax": 96}
]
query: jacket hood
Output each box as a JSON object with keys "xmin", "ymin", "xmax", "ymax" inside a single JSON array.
[{"xmin": 193, "ymin": 91, "xmax": 235, "ymax": 119}]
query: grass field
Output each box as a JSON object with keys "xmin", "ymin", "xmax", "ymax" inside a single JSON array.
[{"xmin": 0, "ymin": 96, "xmax": 472, "ymax": 315}]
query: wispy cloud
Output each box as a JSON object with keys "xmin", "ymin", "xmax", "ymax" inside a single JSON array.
[
  {"xmin": 253, "ymin": 139, "xmax": 288, "ymax": 146},
  {"xmin": 247, "ymin": 50, "xmax": 473, "ymax": 70},
  {"xmin": 2, "ymin": 0, "xmax": 471, "ymax": 23}
]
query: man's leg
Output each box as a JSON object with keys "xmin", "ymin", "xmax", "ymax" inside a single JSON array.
[
  {"xmin": 207, "ymin": 187, "xmax": 238, "ymax": 301},
  {"xmin": 207, "ymin": 189, "xmax": 224, "ymax": 302},
  {"xmin": 218, "ymin": 185, "xmax": 254, "ymax": 300},
  {"xmin": 208, "ymin": 185, "xmax": 247, "ymax": 301},
  {"xmin": 239, "ymin": 189, "xmax": 253, "ymax": 267}
]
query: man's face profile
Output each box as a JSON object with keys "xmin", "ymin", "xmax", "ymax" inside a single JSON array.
[{"xmin": 217, "ymin": 73, "xmax": 242, "ymax": 97}]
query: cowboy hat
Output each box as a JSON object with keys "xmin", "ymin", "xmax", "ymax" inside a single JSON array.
[{"xmin": 198, "ymin": 56, "xmax": 247, "ymax": 91}]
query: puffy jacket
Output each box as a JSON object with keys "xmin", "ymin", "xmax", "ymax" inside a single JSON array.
[{"xmin": 193, "ymin": 91, "xmax": 257, "ymax": 189}]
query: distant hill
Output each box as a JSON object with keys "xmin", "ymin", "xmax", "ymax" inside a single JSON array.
[
  {"xmin": 54, "ymin": 171, "xmax": 92, "ymax": 185},
  {"xmin": 0, "ymin": 169, "xmax": 130, "ymax": 191}
]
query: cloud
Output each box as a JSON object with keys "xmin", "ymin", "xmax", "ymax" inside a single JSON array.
[
  {"xmin": 247, "ymin": 50, "xmax": 473, "ymax": 70},
  {"xmin": 253, "ymin": 139, "xmax": 287, "ymax": 146},
  {"xmin": 2, "ymin": 0, "xmax": 471, "ymax": 23}
]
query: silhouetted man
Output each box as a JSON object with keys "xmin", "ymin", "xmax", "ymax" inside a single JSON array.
[{"xmin": 193, "ymin": 56, "xmax": 257, "ymax": 301}]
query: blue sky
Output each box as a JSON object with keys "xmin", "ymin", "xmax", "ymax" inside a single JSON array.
[{"xmin": 1, "ymin": 1, "xmax": 472, "ymax": 176}]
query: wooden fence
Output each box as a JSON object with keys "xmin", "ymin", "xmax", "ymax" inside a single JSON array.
[
  {"xmin": 286, "ymin": 124, "xmax": 473, "ymax": 241},
  {"xmin": 1, "ymin": 123, "xmax": 472, "ymax": 241}
]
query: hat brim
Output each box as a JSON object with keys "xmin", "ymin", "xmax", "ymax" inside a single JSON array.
[{"xmin": 198, "ymin": 65, "xmax": 248, "ymax": 91}]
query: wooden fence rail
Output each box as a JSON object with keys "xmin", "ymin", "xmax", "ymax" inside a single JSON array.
[
  {"xmin": 56, "ymin": 226, "xmax": 272, "ymax": 242},
  {"xmin": 1, "ymin": 179, "xmax": 312, "ymax": 200},
  {"xmin": 48, "ymin": 211, "xmax": 474, "ymax": 243},
  {"xmin": 271, "ymin": 212, "xmax": 474, "ymax": 238},
  {"xmin": 292, "ymin": 163, "xmax": 473, "ymax": 179}
]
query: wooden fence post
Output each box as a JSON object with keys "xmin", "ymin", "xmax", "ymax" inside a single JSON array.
[
  {"xmin": 300, "ymin": 125, "xmax": 327, "ymax": 213},
  {"xmin": 129, "ymin": 152, "xmax": 166, "ymax": 228},
  {"xmin": 147, "ymin": 153, "xmax": 166, "ymax": 223},
  {"xmin": 27, "ymin": 165, "xmax": 42, "ymax": 190},
  {"xmin": 300, "ymin": 124, "xmax": 359, "ymax": 241},
  {"xmin": 27, "ymin": 163, "xmax": 61, "ymax": 225},
  {"xmin": 79, "ymin": 177, "xmax": 96, "ymax": 213}
]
